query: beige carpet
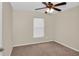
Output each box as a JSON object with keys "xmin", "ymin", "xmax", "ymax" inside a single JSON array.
[{"xmin": 11, "ymin": 41, "xmax": 79, "ymax": 56}]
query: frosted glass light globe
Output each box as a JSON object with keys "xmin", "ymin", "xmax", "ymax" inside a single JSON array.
[{"xmin": 46, "ymin": 8, "xmax": 54, "ymax": 13}]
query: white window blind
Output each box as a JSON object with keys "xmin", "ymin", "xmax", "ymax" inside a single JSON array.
[{"xmin": 33, "ymin": 18, "xmax": 44, "ymax": 38}]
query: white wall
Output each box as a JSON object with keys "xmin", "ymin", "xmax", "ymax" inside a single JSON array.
[
  {"xmin": 2, "ymin": 2, "xmax": 13, "ymax": 56},
  {"xmin": 13, "ymin": 11, "xmax": 55, "ymax": 46},
  {"xmin": 55, "ymin": 6, "xmax": 79, "ymax": 51},
  {"xmin": 0, "ymin": 2, "xmax": 2, "ymax": 56}
]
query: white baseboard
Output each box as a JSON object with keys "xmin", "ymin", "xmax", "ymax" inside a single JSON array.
[
  {"xmin": 14, "ymin": 40, "xmax": 53, "ymax": 47},
  {"xmin": 13, "ymin": 40, "xmax": 79, "ymax": 53},
  {"xmin": 2, "ymin": 47, "xmax": 13, "ymax": 56},
  {"xmin": 54, "ymin": 40, "xmax": 79, "ymax": 52},
  {"xmin": 9, "ymin": 47, "xmax": 13, "ymax": 56}
]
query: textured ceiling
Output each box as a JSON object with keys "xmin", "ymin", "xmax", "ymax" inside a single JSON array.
[{"xmin": 11, "ymin": 2, "xmax": 79, "ymax": 13}]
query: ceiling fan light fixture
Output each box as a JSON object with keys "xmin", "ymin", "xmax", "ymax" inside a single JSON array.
[
  {"xmin": 35, "ymin": 2, "xmax": 67, "ymax": 14},
  {"xmin": 46, "ymin": 8, "xmax": 54, "ymax": 13}
]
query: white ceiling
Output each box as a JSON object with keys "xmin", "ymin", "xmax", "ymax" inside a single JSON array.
[{"xmin": 11, "ymin": 2, "xmax": 79, "ymax": 13}]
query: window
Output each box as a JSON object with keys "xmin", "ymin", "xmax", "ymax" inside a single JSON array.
[{"xmin": 33, "ymin": 18, "xmax": 44, "ymax": 38}]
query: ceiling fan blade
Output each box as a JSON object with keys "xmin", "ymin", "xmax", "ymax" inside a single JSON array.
[
  {"xmin": 54, "ymin": 2, "xmax": 67, "ymax": 6},
  {"xmin": 35, "ymin": 7, "xmax": 47, "ymax": 10},
  {"xmin": 42, "ymin": 2, "xmax": 48, "ymax": 6},
  {"xmin": 53, "ymin": 8, "xmax": 61, "ymax": 11}
]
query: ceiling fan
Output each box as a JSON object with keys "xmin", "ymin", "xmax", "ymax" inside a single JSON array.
[{"xmin": 35, "ymin": 2, "xmax": 67, "ymax": 14}]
